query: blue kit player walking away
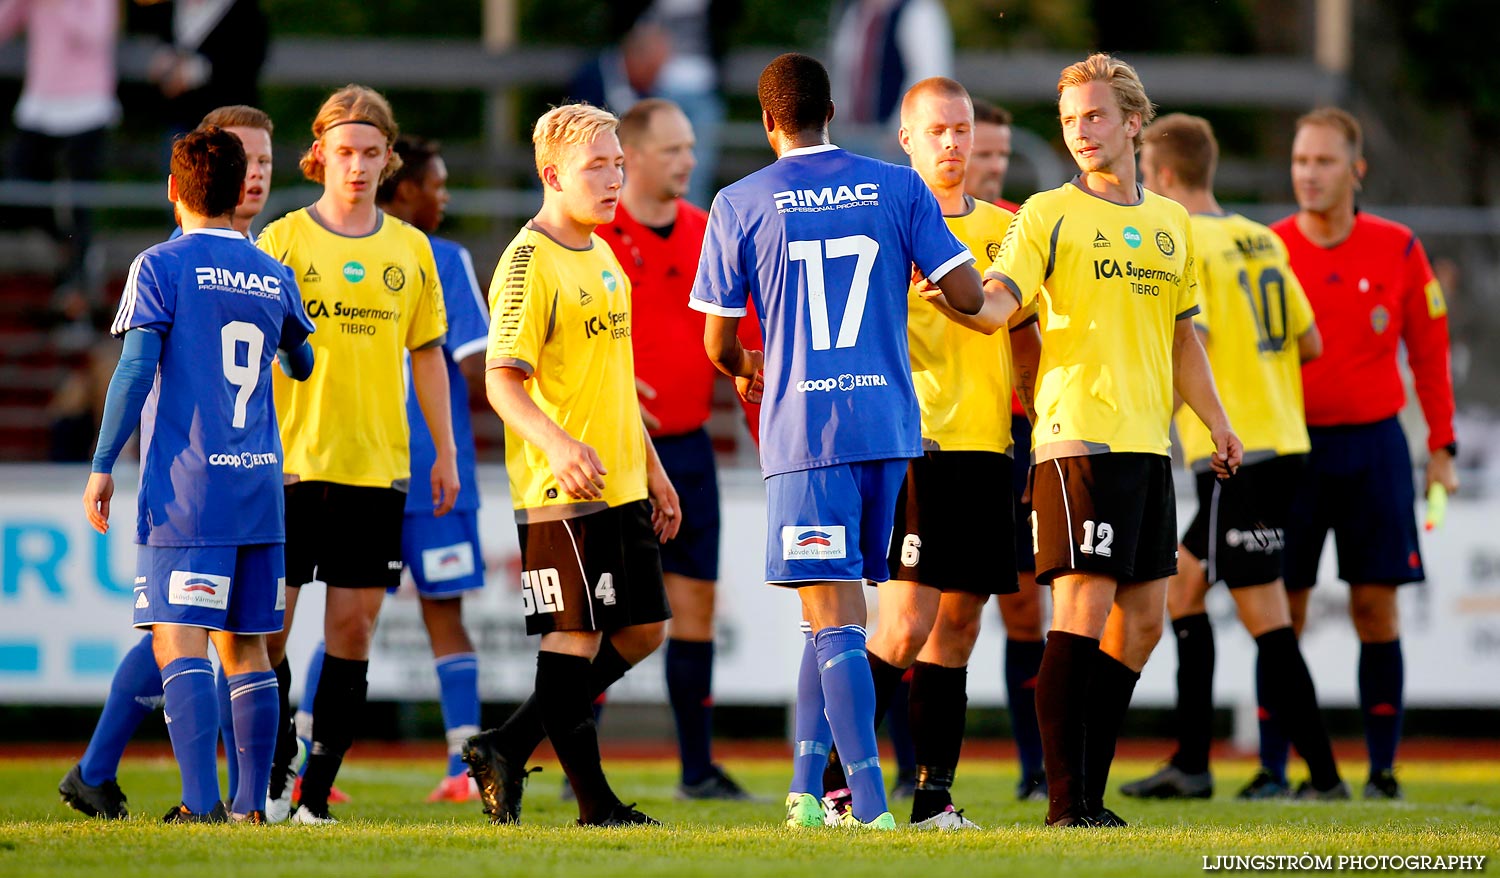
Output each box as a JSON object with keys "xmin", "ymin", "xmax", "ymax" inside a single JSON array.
[
  {"xmin": 79, "ymin": 127, "xmax": 315, "ymax": 824},
  {"xmin": 693, "ymin": 53, "xmax": 984, "ymax": 830}
]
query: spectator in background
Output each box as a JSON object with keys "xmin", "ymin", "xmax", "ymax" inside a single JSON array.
[
  {"xmin": 567, "ymin": 21, "xmax": 671, "ymax": 116},
  {"xmin": 135, "ymin": 0, "xmax": 269, "ymax": 132},
  {"xmin": 969, "ymin": 99, "xmax": 1019, "ymax": 212},
  {"xmin": 828, "ymin": 0, "xmax": 952, "ymax": 158},
  {"xmin": 1, "ymin": 0, "xmax": 120, "ymax": 317}
]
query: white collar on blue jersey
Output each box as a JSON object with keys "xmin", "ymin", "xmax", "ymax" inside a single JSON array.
[
  {"xmin": 184, "ymin": 227, "xmax": 249, "ymax": 240},
  {"xmin": 779, "ymin": 143, "xmax": 840, "ymax": 159}
]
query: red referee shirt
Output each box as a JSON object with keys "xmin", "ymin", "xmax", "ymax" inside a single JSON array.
[{"xmin": 1271, "ymin": 211, "xmax": 1455, "ymax": 452}]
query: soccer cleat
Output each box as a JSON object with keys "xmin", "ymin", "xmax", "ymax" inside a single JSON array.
[
  {"xmin": 1295, "ymin": 780, "xmax": 1352, "ymax": 801},
  {"xmin": 820, "ymin": 787, "xmax": 852, "ymax": 827},
  {"xmin": 1045, "ymin": 813, "xmax": 1101, "ymax": 828},
  {"xmin": 1363, "ymin": 769, "xmax": 1402, "ymax": 800},
  {"xmin": 461, "ymin": 731, "xmax": 539, "ymax": 825},
  {"xmin": 1235, "ymin": 768, "xmax": 1293, "ymax": 800},
  {"xmin": 785, "ymin": 793, "xmax": 824, "ymax": 828},
  {"xmin": 1090, "ymin": 807, "xmax": 1129, "ymax": 827},
  {"xmin": 266, "ymin": 737, "xmax": 306, "ymax": 824},
  {"xmin": 1120, "ymin": 764, "xmax": 1214, "ymax": 799},
  {"xmin": 678, "ymin": 764, "xmax": 756, "ymax": 801},
  {"xmin": 1015, "ymin": 770, "xmax": 1049, "ymax": 802},
  {"xmin": 59, "ymin": 764, "xmax": 129, "ymax": 820},
  {"xmin": 162, "ymin": 801, "xmax": 229, "ymax": 824},
  {"xmin": 230, "ymin": 810, "xmax": 267, "ymax": 824},
  {"xmin": 889, "ymin": 768, "xmax": 916, "ymax": 800},
  {"xmin": 839, "ymin": 809, "xmax": 898, "ymax": 830},
  {"xmin": 578, "ymin": 801, "xmax": 660, "ymax": 827},
  {"xmin": 911, "ymin": 805, "xmax": 981, "ymax": 830},
  {"xmin": 292, "ymin": 774, "xmax": 351, "ymax": 805},
  {"xmin": 290, "ymin": 803, "xmax": 339, "ymax": 825},
  {"xmin": 426, "ymin": 773, "xmax": 480, "ymax": 803},
  {"xmin": 559, "ymin": 776, "xmax": 575, "ymax": 802}
]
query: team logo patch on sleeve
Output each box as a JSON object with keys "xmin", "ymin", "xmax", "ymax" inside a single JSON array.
[
  {"xmin": 168, "ymin": 571, "xmax": 231, "ymax": 610},
  {"xmin": 1425, "ymin": 278, "xmax": 1448, "ymax": 318},
  {"xmin": 781, "ymin": 526, "xmax": 848, "ymax": 561},
  {"xmin": 421, "ymin": 541, "xmax": 477, "ymax": 582}
]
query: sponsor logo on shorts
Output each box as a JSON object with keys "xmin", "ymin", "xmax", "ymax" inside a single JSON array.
[
  {"xmin": 208, "ymin": 451, "xmax": 279, "ymax": 468},
  {"xmin": 782, "ymin": 525, "xmax": 848, "ymax": 561},
  {"xmin": 521, "ymin": 567, "xmax": 565, "ymax": 616},
  {"xmin": 1224, "ymin": 526, "xmax": 1284, "ymax": 553},
  {"xmin": 387, "ymin": 560, "xmax": 404, "ymax": 571},
  {"xmin": 421, "ymin": 541, "xmax": 476, "ymax": 583},
  {"xmin": 168, "ymin": 570, "xmax": 231, "ymax": 610},
  {"xmin": 795, "ymin": 373, "xmax": 889, "ymax": 393}
]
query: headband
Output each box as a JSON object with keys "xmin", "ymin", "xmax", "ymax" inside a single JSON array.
[{"xmin": 321, "ymin": 119, "xmax": 385, "ymax": 136}]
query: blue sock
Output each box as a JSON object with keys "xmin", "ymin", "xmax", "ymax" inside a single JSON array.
[
  {"xmin": 161, "ymin": 657, "xmax": 221, "ymax": 814},
  {"xmin": 815, "ymin": 624, "xmax": 887, "ymax": 823},
  {"xmin": 789, "ymin": 623, "xmax": 832, "ymax": 797},
  {"xmin": 1256, "ymin": 654, "xmax": 1290, "ymax": 783},
  {"xmin": 227, "ymin": 670, "xmax": 279, "ymax": 815},
  {"xmin": 217, "ymin": 666, "xmax": 237, "ymax": 802},
  {"xmin": 1358, "ymin": 639, "xmax": 1404, "ymax": 775},
  {"xmin": 296, "ymin": 641, "xmax": 326, "ymax": 777},
  {"xmin": 666, "ymin": 639, "xmax": 715, "ymax": 786},
  {"xmin": 1006, "ymin": 638, "xmax": 1046, "ymax": 778},
  {"xmin": 885, "ymin": 674, "xmax": 915, "ymax": 775},
  {"xmin": 80, "ymin": 633, "xmax": 163, "ymax": 786},
  {"xmin": 435, "ymin": 652, "xmax": 481, "ymax": 777}
]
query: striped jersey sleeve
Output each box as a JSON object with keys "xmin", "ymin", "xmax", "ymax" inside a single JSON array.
[{"xmin": 485, "ymin": 236, "xmax": 552, "ymax": 375}]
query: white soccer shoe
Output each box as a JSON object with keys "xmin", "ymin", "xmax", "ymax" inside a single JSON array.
[
  {"xmin": 911, "ymin": 805, "xmax": 981, "ymax": 831},
  {"xmin": 265, "ymin": 738, "xmax": 307, "ymax": 824},
  {"xmin": 290, "ymin": 804, "xmax": 339, "ymax": 825}
]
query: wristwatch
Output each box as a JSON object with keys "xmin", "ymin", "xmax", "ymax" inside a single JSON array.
[{"xmin": 1440, "ymin": 441, "xmax": 1459, "ymax": 458}]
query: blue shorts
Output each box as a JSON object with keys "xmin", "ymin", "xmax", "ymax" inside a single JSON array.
[
  {"xmin": 1284, "ymin": 417, "xmax": 1424, "ymax": 591},
  {"xmin": 132, "ymin": 544, "xmax": 286, "ymax": 635},
  {"xmin": 400, "ymin": 509, "xmax": 485, "ymax": 598},
  {"xmin": 764, "ymin": 459, "xmax": 908, "ymax": 586},
  {"xmin": 655, "ymin": 428, "xmax": 720, "ymax": 582}
]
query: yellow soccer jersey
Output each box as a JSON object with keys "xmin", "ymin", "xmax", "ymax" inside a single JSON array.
[
  {"xmin": 992, "ymin": 180, "xmax": 1198, "ymax": 462},
  {"xmin": 487, "ymin": 225, "xmax": 647, "ymax": 522},
  {"xmin": 259, "ymin": 208, "xmax": 448, "ymax": 489},
  {"xmin": 907, "ymin": 197, "xmax": 1016, "ymax": 454},
  {"xmin": 1175, "ymin": 213, "xmax": 1314, "ymax": 469}
]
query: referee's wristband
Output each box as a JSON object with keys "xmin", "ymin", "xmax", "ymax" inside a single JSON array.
[{"xmin": 1439, "ymin": 441, "xmax": 1458, "ymax": 458}]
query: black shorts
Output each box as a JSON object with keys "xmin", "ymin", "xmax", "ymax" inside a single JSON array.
[
  {"xmin": 1011, "ymin": 414, "xmax": 1036, "ymax": 573},
  {"xmin": 1182, "ymin": 455, "xmax": 1304, "ymax": 589},
  {"xmin": 654, "ymin": 428, "xmax": 721, "ymax": 582},
  {"xmin": 284, "ymin": 481, "xmax": 405, "ymax": 589},
  {"xmin": 887, "ymin": 450, "xmax": 1019, "ymax": 595},
  {"xmin": 515, "ymin": 500, "xmax": 672, "ymax": 635},
  {"xmin": 1284, "ymin": 417, "xmax": 1424, "ymax": 592},
  {"xmin": 1030, "ymin": 453, "xmax": 1177, "ymax": 585}
]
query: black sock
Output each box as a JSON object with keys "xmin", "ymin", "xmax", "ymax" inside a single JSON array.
[
  {"xmin": 908, "ymin": 661, "xmax": 967, "ymax": 821},
  {"xmin": 1358, "ymin": 638, "xmax": 1404, "ymax": 776},
  {"xmin": 268, "ymin": 656, "xmax": 296, "ymax": 798},
  {"xmin": 536, "ymin": 650, "xmax": 618, "ymax": 822},
  {"xmin": 1257, "ymin": 626, "xmax": 1341, "ymax": 790},
  {"xmin": 1004, "ymin": 638, "xmax": 1046, "ymax": 779},
  {"xmin": 300, "ymin": 655, "xmax": 368, "ymax": 813},
  {"xmin": 1035, "ymin": 631, "xmax": 1099, "ymax": 823},
  {"xmin": 1081, "ymin": 651, "xmax": 1140, "ymax": 814},
  {"xmin": 822, "ymin": 651, "xmax": 907, "ymax": 792},
  {"xmin": 1169, "ymin": 614, "xmax": 1215, "ymax": 774},
  {"xmin": 495, "ymin": 638, "xmax": 632, "ymax": 763}
]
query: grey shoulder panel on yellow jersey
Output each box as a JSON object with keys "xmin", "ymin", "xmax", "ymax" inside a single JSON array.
[
  {"xmin": 514, "ymin": 500, "xmax": 609, "ymax": 524},
  {"xmin": 1032, "ymin": 439, "xmax": 1113, "ymax": 464}
]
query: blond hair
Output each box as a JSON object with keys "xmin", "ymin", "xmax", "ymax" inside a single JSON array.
[
  {"xmin": 1296, "ymin": 107, "xmax": 1363, "ymax": 161},
  {"xmin": 299, "ymin": 84, "xmax": 402, "ymax": 184},
  {"xmin": 1142, "ymin": 113, "xmax": 1218, "ymax": 190},
  {"xmin": 1057, "ymin": 53, "xmax": 1156, "ymax": 150},
  {"xmin": 532, "ymin": 103, "xmax": 620, "ymax": 181}
]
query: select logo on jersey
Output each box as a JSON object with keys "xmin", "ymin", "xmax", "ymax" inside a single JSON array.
[
  {"xmin": 195, "ymin": 267, "xmax": 281, "ymax": 299},
  {"xmin": 782, "ymin": 525, "xmax": 847, "ymax": 561},
  {"xmin": 208, "ymin": 451, "xmax": 279, "ymax": 468},
  {"xmin": 796, "ymin": 373, "xmax": 889, "ymax": 393},
  {"xmin": 342, "ymin": 261, "xmax": 366, "ymax": 283},
  {"xmin": 1093, "ymin": 229, "xmax": 1111, "ymax": 248},
  {"xmin": 1122, "ymin": 226, "xmax": 1142, "ymax": 249},
  {"xmin": 168, "ymin": 570, "xmax": 231, "ymax": 610},
  {"xmin": 772, "ymin": 183, "xmax": 879, "ymax": 213},
  {"xmin": 302, "ymin": 263, "xmax": 321, "ymax": 283},
  {"xmin": 521, "ymin": 567, "xmax": 565, "ymax": 616},
  {"xmin": 382, "ymin": 264, "xmax": 406, "ymax": 292},
  {"xmin": 579, "ymin": 286, "xmax": 594, "ymax": 306},
  {"xmin": 1155, "ymin": 231, "xmax": 1176, "ymax": 257},
  {"xmin": 601, "ymin": 270, "xmax": 618, "ymax": 292},
  {"xmin": 421, "ymin": 541, "xmax": 476, "ymax": 583},
  {"xmin": 584, "ymin": 310, "xmax": 629, "ymax": 340}
]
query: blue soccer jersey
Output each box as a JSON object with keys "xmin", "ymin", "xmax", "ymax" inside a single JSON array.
[
  {"xmin": 689, "ymin": 144, "xmax": 971, "ymax": 476},
  {"xmin": 404, "ymin": 236, "xmax": 489, "ymax": 516},
  {"xmin": 111, "ymin": 228, "xmax": 316, "ymax": 546}
]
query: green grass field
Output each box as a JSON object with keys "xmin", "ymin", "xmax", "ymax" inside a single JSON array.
[{"xmin": 2, "ymin": 756, "xmax": 1495, "ymax": 877}]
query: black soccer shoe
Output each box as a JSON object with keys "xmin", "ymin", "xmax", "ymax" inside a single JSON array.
[
  {"xmin": 579, "ymin": 801, "xmax": 661, "ymax": 827},
  {"xmin": 162, "ymin": 801, "xmax": 229, "ymax": 824},
  {"xmin": 1295, "ymin": 779, "xmax": 1352, "ymax": 801},
  {"xmin": 59, "ymin": 764, "xmax": 129, "ymax": 819},
  {"xmin": 462, "ymin": 731, "xmax": 539, "ymax": 825},
  {"xmin": 1235, "ymin": 768, "xmax": 1292, "ymax": 800},
  {"xmin": 1090, "ymin": 806, "xmax": 1129, "ymax": 827},
  {"xmin": 1015, "ymin": 770, "xmax": 1049, "ymax": 802},
  {"xmin": 1363, "ymin": 769, "xmax": 1403, "ymax": 800},
  {"xmin": 677, "ymin": 764, "xmax": 756, "ymax": 801},
  {"xmin": 1120, "ymin": 764, "xmax": 1214, "ymax": 799},
  {"xmin": 889, "ymin": 767, "xmax": 917, "ymax": 801},
  {"xmin": 1044, "ymin": 811, "xmax": 1102, "ymax": 828}
]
